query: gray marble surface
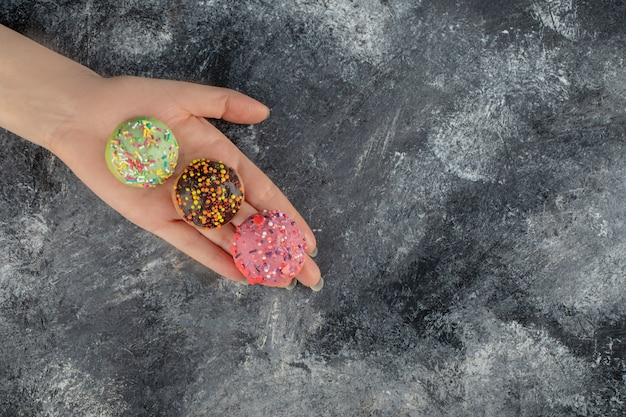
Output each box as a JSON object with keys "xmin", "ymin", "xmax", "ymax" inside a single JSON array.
[{"xmin": 1, "ymin": 1, "xmax": 625, "ymax": 416}]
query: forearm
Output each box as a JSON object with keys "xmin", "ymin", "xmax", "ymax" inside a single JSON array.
[{"xmin": 0, "ymin": 25, "xmax": 100, "ymax": 151}]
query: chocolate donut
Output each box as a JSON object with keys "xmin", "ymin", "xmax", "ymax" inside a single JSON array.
[{"xmin": 173, "ymin": 159, "xmax": 244, "ymax": 230}]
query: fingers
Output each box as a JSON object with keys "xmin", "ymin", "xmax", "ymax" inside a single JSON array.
[
  {"xmin": 272, "ymin": 257, "xmax": 323, "ymax": 290},
  {"xmin": 152, "ymin": 219, "xmax": 246, "ymax": 283},
  {"xmin": 235, "ymin": 162, "xmax": 318, "ymax": 255},
  {"xmin": 230, "ymin": 201, "xmax": 258, "ymax": 226},
  {"xmin": 194, "ymin": 201, "xmax": 257, "ymax": 253},
  {"xmin": 172, "ymin": 81, "xmax": 270, "ymax": 125},
  {"xmin": 192, "ymin": 200, "xmax": 322, "ymax": 290},
  {"xmin": 295, "ymin": 256, "xmax": 323, "ymax": 289},
  {"xmin": 264, "ymin": 259, "xmax": 323, "ymax": 290},
  {"xmin": 174, "ymin": 118, "xmax": 318, "ymax": 256}
]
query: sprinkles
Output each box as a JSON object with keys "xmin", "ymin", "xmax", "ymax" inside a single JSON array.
[
  {"xmin": 105, "ymin": 117, "xmax": 179, "ymax": 188},
  {"xmin": 173, "ymin": 159, "xmax": 244, "ymax": 230},
  {"xmin": 230, "ymin": 210, "xmax": 307, "ymax": 286}
]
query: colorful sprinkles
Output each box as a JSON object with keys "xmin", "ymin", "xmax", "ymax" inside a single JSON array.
[
  {"xmin": 105, "ymin": 117, "xmax": 179, "ymax": 188},
  {"xmin": 173, "ymin": 159, "xmax": 244, "ymax": 230},
  {"xmin": 230, "ymin": 210, "xmax": 307, "ymax": 286}
]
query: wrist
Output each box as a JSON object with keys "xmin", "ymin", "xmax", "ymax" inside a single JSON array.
[{"xmin": 0, "ymin": 25, "xmax": 101, "ymax": 152}]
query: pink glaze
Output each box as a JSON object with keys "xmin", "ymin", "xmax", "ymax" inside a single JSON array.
[{"xmin": 230, "ymin": 210, "xmax": 307, "ymax": 286}]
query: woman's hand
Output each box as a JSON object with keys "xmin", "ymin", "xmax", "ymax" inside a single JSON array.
[
  {"xmin": 56, "ymin": 76, "xmax": 321, "ymax": 288},
  {"xmin": 0, "ymin": 25, "xmax": 321, "ymax": 289}
]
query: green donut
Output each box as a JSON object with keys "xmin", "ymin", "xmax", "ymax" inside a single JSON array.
[{"xmin": 105, "ymin": 117, "xmax": 179, "ymax": 188}]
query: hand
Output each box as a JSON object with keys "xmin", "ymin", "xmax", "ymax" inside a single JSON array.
[
  {"xmin": 51, "ymin": 75, "xmax": 322, "ymax": 288},
  {"xmin": 0, "ymin": 25, "xmax": 321, "ymax": 288}
]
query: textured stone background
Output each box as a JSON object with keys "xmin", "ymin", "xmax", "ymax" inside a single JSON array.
[{"xmin": 1, "ymin": 0, "xmax": 625, "ymax": 416}]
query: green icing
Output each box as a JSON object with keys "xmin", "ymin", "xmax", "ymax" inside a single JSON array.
[{"xmin": 105, "ymin": 117, "xmax": 179, "ymax": 188}]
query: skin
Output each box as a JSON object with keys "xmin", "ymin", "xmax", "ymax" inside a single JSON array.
[{"xmin": 0, "ymin": 25, "xmax": 321, "ymax": 288}]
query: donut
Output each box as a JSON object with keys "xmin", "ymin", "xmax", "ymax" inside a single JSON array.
[
  {"xmin": 172, "ymin": 159, "xmax": 244, "ymax": 230},
  {"xmin": 105, "ymin": 117, "xmax": 179, "ymax": 188},
  {"xmin": 230, "ymin": 210, "xmax": 307, "ymax": 286}
]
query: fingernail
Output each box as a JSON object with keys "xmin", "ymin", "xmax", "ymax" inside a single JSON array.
[
  {"xmin": 310, "ymin": 277, "xmax": 324, "ymax": 292},
  {"xmin": 238, "ymin": 279, "xmax": 250, "ymax": 286},
  {"xmin": 309, "ymin": 247, "xmax": 318, "ymax": 258},
  {"xmin": 285, "ymin": 279, "xmax": 297, "ymax": 290}
]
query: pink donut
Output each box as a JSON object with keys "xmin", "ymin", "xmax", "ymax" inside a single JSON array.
[{"xmin": 231, "ymin": 210, "xmax": 307, "ymax": 286}]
